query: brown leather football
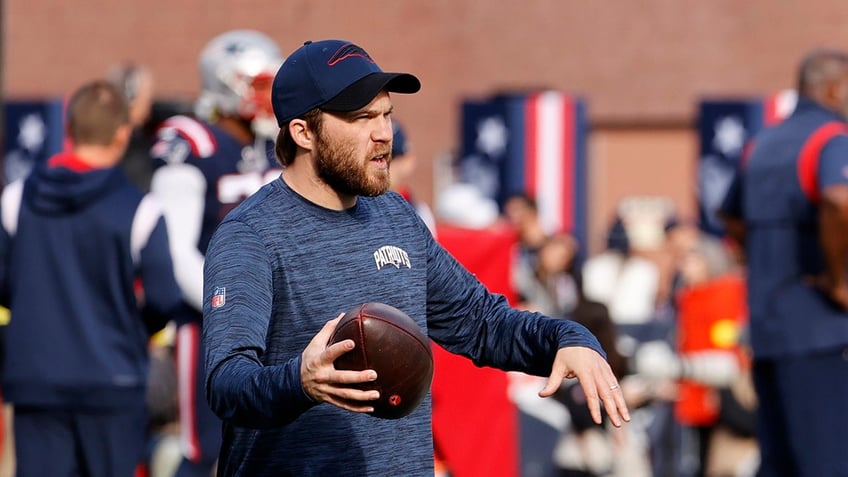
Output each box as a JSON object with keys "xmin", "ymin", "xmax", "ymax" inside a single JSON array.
[{"xmin": 329, "ymin": 302, "xmax": 434, "ymax": 419}]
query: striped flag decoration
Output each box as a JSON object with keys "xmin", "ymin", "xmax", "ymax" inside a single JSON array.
[
  {"xmin": 456, "ymin": 91, "xmax": 588, "ymax": 476},
  {"xmin": 459, "ymin": 91, "xmax": 588, "ymax": 248}
]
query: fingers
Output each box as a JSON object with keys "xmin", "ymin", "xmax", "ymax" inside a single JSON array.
[
  {"xmin": 577, "ymin": 373, "xmax": 630, "ymax": 427},
  {"xmin": 596, "ymin": 381, "xmax": 630, "ymax": 427},
  {"xmin": 317, "ymin": 313, "xmax": 345, "ymax": 345},
  {"xmin": 301, "ymin": 314, "xmax": 382, "ymax": 411},
  {"xmin": 325, "ymin": 384, "xmax": 380, "ymax": 411},
  {"xmin": 572, "ymin": 380, "xmax": 601, "ymax": 424},
  {"xmin": 538, "ymin": 374, "xmax": 562, "ymax": 398},
  {"xmin": 541, "ymin": 347, "xmax": 631, "ymax": 427},
  {"xmin": 324, "ymin": 338, "xmax": 356, "ymax": 364},
  {"xmin": 313, "ymin": 367, "xmax": 380, "ymax": 414},
  {"xmin": 538, "ymin": 352, "xmax": 577, "ymax": 398},
  {"xmin": 327, "ymin": 394, "xmax": 379, "ymax": 414},
  {"xmin": 569, "ymin": 364, "xmax": 631, "ymax": 426},
  {"xmin": 333, "ymin": 383, "xmax": 379, "ymax": 402},
  {"xmin": 303, "ymin": 365, "xmax": 380, "ymax": 408}
]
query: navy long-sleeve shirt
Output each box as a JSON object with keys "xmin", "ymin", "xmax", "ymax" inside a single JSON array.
[{"xmin": 203, "ymin": 178, "xmax": 603, "ymax": 476}]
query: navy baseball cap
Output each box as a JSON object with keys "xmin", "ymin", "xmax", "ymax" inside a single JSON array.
[{"xmin": 272, "ymin": 40, "xmax": 421, "ymax": 125}]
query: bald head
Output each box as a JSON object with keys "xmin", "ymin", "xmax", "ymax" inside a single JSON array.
[{"xmin": 797, "ymin": 49, "xmax": 848, "ymax": 107}]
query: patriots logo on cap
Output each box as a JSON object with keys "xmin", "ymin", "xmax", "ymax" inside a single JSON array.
[
  {"xmin": 211, "ymin": 287, "xmax": 227, "ymax": 308},
  {"xmin": 327, "ymin": 44, "xmax": 375, "ymax": 66}
]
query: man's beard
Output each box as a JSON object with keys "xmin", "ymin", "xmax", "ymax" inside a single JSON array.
[{"xmin": 314, "ymin": 131, "xmax": 391, "ymax": 198}]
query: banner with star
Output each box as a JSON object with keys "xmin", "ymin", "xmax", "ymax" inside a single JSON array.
[
  {"xmin": 458, "ymin": 91, "xmax": 588, "ymax": 248},
  {"xmin": 696, "ymin": 89, "xmax": 796, "ymax": 235},
  {"xmin": 454, "ymin": 91, "xmax": 587, "ymax": 477},
  {"xmin": 2, "ymin": 100, "xmax": 66, "ymax": 185}
]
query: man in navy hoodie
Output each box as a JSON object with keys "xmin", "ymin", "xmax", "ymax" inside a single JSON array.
[{"xmin": 0, "ymin": 80, "xmax": 185, "ymax": 476}]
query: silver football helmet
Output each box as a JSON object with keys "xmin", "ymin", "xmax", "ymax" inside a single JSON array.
[{"xmin": 195, "ymin": 30, "xmax": 283, "ymax": 138}]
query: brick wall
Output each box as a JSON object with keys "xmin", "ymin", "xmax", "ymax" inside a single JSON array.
[{"xmin": 5, "ymin": 0, "xmax": 847, "ymax": 249}]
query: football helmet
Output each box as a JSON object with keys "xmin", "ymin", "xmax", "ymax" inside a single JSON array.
[{"xmin": 195, "ymin": 30, "xmax": 283, "ymax": 138}]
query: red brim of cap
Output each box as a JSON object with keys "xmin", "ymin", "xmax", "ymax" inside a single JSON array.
[{"xmin": 321, "ymin": 72, "xmax": 421, "ymax": 113}]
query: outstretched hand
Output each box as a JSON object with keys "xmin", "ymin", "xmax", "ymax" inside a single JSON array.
[
  {"xmin": 300, "ymin": 314, "xmax": 380, "ymax": 413},
  {"xmin": 538, "ymin": 346, "xmax": 631, "ymax": 427}
]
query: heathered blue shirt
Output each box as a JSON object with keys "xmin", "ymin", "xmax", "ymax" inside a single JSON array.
[{"xmin": 203, "ymin": 178, "xmax": 603, "ymax": 476}]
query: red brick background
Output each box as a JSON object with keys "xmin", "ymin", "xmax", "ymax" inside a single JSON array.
[{"xmin": 5, "ymin": 1, "xmax": 848, "ymax": 250}]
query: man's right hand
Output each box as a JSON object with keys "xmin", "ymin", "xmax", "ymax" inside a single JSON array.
[{"xmin": 300, "ymin": 314, "xmax": 381, "ymax": 412}]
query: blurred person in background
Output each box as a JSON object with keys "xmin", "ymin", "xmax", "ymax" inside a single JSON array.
[
  {"xmin": 388, "ymin": 119, "xmax": 437, "ymax": 234},
  {"xmin": 0, "ymin": 307, "xmax": 11, "ymax": 477},
  {"xmin": 581, "ymin": 213, "xmax": 661, "ymax": 327},
  {"xmin": 515, "ymin": 232, "xmax": 582, "ymax": 319},
  {"xmin": 554, "ymin": 299, "xmax": 652, "ymax": 477},
  {"xmin": 108, "ymin": 63, "xmax": 186, "ymax": 477},
  {"xmin": 719, "ymin": 48, "xmax": 848, "ymax": 476},
  {"xmin": 107, "ymin": 63, "xmax": 157, "ymax": 192},
  {"xmin": 504, "ymin": 193, "xmax": 549, "ymax": 264},
  {"xmin": 0, "ymin": 80, "xmax": 184, "ymax": 477},
  {"xmin": 149, "ymin": 29, "xmax": 284, "ymax": 477},
  {"xmin": 636, "ymin": 233, "xmax": 753, "ymax": 477},
  {"xmin": 503, "ymin": 193, "xmax": 552, "ymax": 308}
]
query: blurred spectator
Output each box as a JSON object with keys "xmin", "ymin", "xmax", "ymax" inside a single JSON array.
[
  {"xmin": 106, "ymin": 63, "xmax": 193, "ymax": 193},
  {"xmin": 515, "ymin": 232, "xmax": 581, "ymax": 318},
  {"xmin": 0, "ymin": 306, "xmax": 11, "ymax": 477},
  {"xmin": 504, "ymin": 193, "xmax": 548, "ymax": 261},
  {"xmin": 718, "ymin": 48, "xmax": 848, "ymax": 476},
  {"xmin": 582, "ymin": 215, "xmax": 660, "ymax": 325},
  {"xmin": 0, "ymin": 80, "xmax": 184, "ymax": 476},
  {"xmin": 503, "ymin": 193, "xmax": 551, "ymax": 301},
  {"xmin": 635, "ymin": 233, "xmax": 754, "ymax": 476},
  {"xmin": 661, "ymin": 218, "xmax": 702, "ymax": 305},
  {"xmin": 148, "ymin": 29, "xmax": 284, "ymax": 477},
  {"xmin": 107, "ymin": 63, "xmax": 157, "ymax": 191},
  {"xmin": 435, "ymin": 182, "xmax": 500, "ymax": 229},
  {"xmin": 145, "ymin": 342, "xmax": 181, "ymax": 477},
  {"xmin": 389, "ymin": 119, "xmax": 437, "ymax": 234},
  {"xmin": 108, "ymin": 63, "xmax": 185, "ymax": 477},
  {"xmin": 553, "ymin": 299, "xmax": 652, "ymax": 477},
  {"xmin": 704, "ymin": 359, "xmax": 758, "ymax": 477},
  {"xmin": 674, "ymin": 234, "xmax": 752, "ymax": 477}
]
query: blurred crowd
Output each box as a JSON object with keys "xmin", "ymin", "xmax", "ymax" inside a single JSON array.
[
  {"xmin": 0, "ymin": 26, "xmax": 819, "ymax": 477},
  {"xmin": 493, "ymin": 192, "xmax": 757, "ymax": 477}
]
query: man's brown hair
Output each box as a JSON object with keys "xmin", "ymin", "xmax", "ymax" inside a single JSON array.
[
  {"xmin": 275, "ymin": 108, "xmax": 323, "ymax": 167},
  {"xmin": 66, "ymin": 80, "xmax": 130, "ymax": 145}
]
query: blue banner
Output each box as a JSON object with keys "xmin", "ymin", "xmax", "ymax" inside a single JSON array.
[
  {"xmin": 458, "ymin": 91, "xmax": 588, "ymax": 249},
  {"xmin": 3, "ymin": 100, "xmax": 66, "ymax": 184}
]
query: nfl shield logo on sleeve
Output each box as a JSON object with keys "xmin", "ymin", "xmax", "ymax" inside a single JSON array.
[{"xmin": 211, "ymin": 287, "xmax": 226, "ymax": 308}]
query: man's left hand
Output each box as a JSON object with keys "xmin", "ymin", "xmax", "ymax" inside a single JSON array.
[{"xmin": 538, "ymin": 346, "xmax": 631, "ymax": 427}]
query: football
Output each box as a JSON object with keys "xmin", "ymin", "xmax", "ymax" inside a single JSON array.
[{"xmin": 329, "ymin": 302, "xmax": 434, "ymax": 419}]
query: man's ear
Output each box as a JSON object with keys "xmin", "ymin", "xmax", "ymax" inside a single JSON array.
[
  {"xmin": 289, "ymin": 118, "xmax": 314, "ymax": 152},
  {"xmin": 113, "ymin": 124, "xmax": 132, "ymax": 150},
  {"xmin": 825, "ymin": 76, "xmax": 848, "ymax": 104}
]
